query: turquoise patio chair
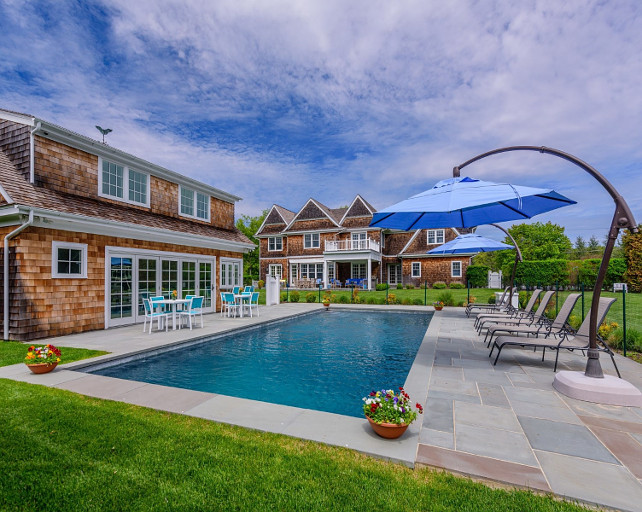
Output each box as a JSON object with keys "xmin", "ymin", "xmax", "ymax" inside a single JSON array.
[
  {"xmin": 223, "ymin": 292, "xmax": 239, "ymax": 317},
  {"xmin": 179, "ymin": 296, "xmax": 204, "ymax": 330},
  {"xmin": 232, "ymin": 286, "xmax": 241, "ymax": 295},
  {"xmin": 244, "ymin": 286, "xmax": 254, "ymax": 293},
  {"xmin": 143, "ymin": 298, "xmax": 169, "ymax": 334},
  {"xmin": 243, "ymin": 292, "xmax": 260, "ymax": 318}
]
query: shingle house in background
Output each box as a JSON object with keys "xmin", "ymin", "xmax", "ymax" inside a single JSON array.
[
  {"xmin": 0, "ymin": 108, "xmax": 253, "ymax": 341},
  {"xmin": 256, "ymin": 195, "xmax": 471, "ymax": 290}
]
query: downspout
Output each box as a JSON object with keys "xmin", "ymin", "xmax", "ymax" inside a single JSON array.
[
  {"xmin": 30, "ymin": 122, "xmax": 41, "ymax": 183},
  {"xmin": 4, "ymin": 210, "xmax": 34, "ymax": 340}
]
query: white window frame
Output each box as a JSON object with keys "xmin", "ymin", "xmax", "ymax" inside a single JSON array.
[
  {"xmin": 179, "ymin": 186, "xmax": 211, "ymax": 222},
  {"xmin": 52, "ymin": 241, "xmax": 88, "ymax": 279},
  {"xmin": 451, "ymin": 261, "xmax": 462, "ymax": 278},
  {"xmin": 304, "ymin": 233, "xmax": 320, "ymax": 249},
  {"xmin": 269, "ymin": 264, "xmax": 283, "ymax": 280},
  {"xmin": 268, "ymin": 236, "xmax": 283, "ymax": 252},
  {"xmin": 427, "ymin": 229, "xmax": 445, "ymax": 245},
  {"xmin": 220, "ymin": 258, "xmax": 242, "ymax": 289},
  {"xmin": 351, "ymin": 262, "xmax": 366, "ymax": 279},
  {"xmin": 411, "ymin": 261, "xmax": 421, "ymax": 278},
  {"xmin": 98, "ymin": 157, "xmax": 150, "ymax": 207}
]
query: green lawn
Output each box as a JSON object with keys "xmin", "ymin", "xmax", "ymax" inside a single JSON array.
[
  {"xmin": 0, "ymin": 378, "xmax": 588, "ymax": 511},
  {"xmin": 0, "ymin": 341, "xmax": 108, "ymax": 368}
]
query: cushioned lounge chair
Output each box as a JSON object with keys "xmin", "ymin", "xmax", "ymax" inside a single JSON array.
[
  {"xmin": 484, "ymin": 293, "xmax": 580, "ymax": 347},
  {"xmin": 490, "ymin": 297, "xmax": 619, "ymax": 375}
]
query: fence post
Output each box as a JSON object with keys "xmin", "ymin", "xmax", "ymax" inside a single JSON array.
[
  {"xmin": 467, "ymin": 279, "xmax": 470, "ymax": 305},
  {"xmin": 425, "ymin": 280, "xmax": 427, "ymax": 306},
  {"xmin": 386, "ymin": 285, "xmax": 389, "ymax": 305},
  {"xmin": 623, "ymin": 286, "xmax": 627, "ymax": 357},
  {"xmin": 318, "ymin": 283, "xmax": 322, "ymax": 303},
  {"xmin": 286, "ymin": 282, "xmax": 289, "ymax": 302},
  {"xmin": 581, "ymin": 283, "xmax": 585, "ymax": 320}
]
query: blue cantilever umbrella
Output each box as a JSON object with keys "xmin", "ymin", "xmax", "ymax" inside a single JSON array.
[
  {"xmin": 426, "ymin": 233, "xmax": 514, "ymax": 255},
  {"xmin": 370, "ymin": 176, "xmax": 576, "ymax": 230}
]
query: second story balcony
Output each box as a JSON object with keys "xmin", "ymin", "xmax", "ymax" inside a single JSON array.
[{"xmin": 324, "ymin": 238, "xmax": 380, "ymax": 253}]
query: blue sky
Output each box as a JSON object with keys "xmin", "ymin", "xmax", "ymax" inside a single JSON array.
[{"xmin": 1, "ymin": 0, "xmax": 641, "ymax": 242}]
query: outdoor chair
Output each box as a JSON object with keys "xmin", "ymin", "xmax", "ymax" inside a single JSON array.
[
  {"xmin": 465, "ymin": 287, "xmax": 513, "ymax": 317},
  {"xmin": 474, "ymin": 289, "xmax": 543, "ymax": 330},
  {"xmin": 484, "ymin": 293, "xmax": 581, "ymax": 347},
  {"xmin": 179, "ymin": 296, "xmax": 204, "ymax": 330},
  {"xmin": 242, "ymin": 292, "xmax": 260, "ymax": 318},
  {"xmin": 476, "ymin": 290, "xmax": 553, "ymax": 335},
  {"xmin": 244, "ymin": 286, "xmax": 254, "ymax": 293},
  {"xmin": 223, "ymin": 292, "xmax": 240, "ymax": 317},
  {"xmin": 142, "ymin": 298, "xmax": 169, "ymax": 334},
  {"xmin": 232, "ymin": 286, "xmax": 240, "ymax": 295},
  {"xmin": 490, "ymin": 297, "xmax": 620, "ymax": 375}
]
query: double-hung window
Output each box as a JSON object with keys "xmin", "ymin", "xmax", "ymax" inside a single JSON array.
[
  {"xmin": 427, "ymin": 229, "xmax": 445, "ymax": 245},
  {"xmin": 268, "ymin": 236, "xmax": 283, "ymax": 251},
  {"xmin": 411, "ymin": 262, "xmax": 421, "ymax": 278},
  {"xmin": 99, "ymin": 158, "xmax": 149, "ymax": 206},
  {"xmin": 52, "ymin": 241, "xmax": 87, "ymax": 278},
  {"xmin": 180, "ymin": 186, "xmax": 210, "ymax": 221},
  {"xmin": 220, "ymin": 259, "xmax": 241, "ymax": 288},
  {"xmin": 451, "ymin": 261, "xmax": 462, "ymax": 278},
  {"xmin": 304, "ymin": 233, "xmax": 320, "ymax": 249}
]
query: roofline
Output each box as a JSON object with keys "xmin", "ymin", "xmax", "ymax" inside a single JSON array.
[
  {"xmin": 0, "ymin": 205, "xmax": 255, "ymax": 253},
  {"xmin": 255, "ymin": 204, "xmax": 287, "ymax": 236},
  {"xmin": 0, "ymin": 109, "xmax": 242, "ymax": 203},
  {"xmin": 339, "ymin": 194, "xmax": 376, "ymax": 224},
  {"xmin": 399, "ymin": 230, "xmax": 421, "ymax": 255},
  {"xmin": 0, "ymin": 180, "xmax": 13, "ymax": 204},
  {"xmin": 284, "ymin": 198, "xmax": 341, "ymax": 231}
]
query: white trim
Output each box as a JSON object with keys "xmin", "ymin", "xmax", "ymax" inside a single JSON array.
[
  {"xmin": 399, "ymin": 230, "xmax": 421, "ymax": 255},
  {"xmin": 427, "ymin": 229, "xmax": 445, "ymax": 245},
  {"xmin": 281, "ymin": 228, "xmax": 340, "ymax": 236},
  {"xmin": 52, "ymin": 241, "xmax": 88, "ymax": 278},
  {"xmin": 97, "ymin": 156, "xmax": 151, "ymax": 208},
  {"xmin": 267, "ymin": 236, "xmax": 283, "ymax": 251},
  {"xmin": 179, "ymin": 185, "xmax": 211, "ymax": 222},
  {"xmin": 268, "ymin": 263, "xmax": 283, "ymax": 280},
  {"xmin": 255, "ymin": 204, "xmax": 293, "ymax": 236},
  {"xmin": 411, "ymin": 261, "xmax": 421, "ymax": 278},
  {"xmin": 287, "ymin": 256, "xmax": 323, "ymax": 264},
  {"xmin": 10, "ymin": 206, "xmax": 254, "ymax": 253},
  {"xmin": 339, "ymin": 194, "xmax": 376, "ymax": 224},
  {"xmin": 303, "ymin": 232, "xmax": 320, "ymax": 249},
  {"xmin": 0, "ymin": 109, "xmax": 36, "ymax": 126},
  {"xmin": 220, "ymin": 257, "xmax": 243, "ymax": 289},
  {"xmin": 451, "ymin": 260, "xmax": 463, "ymax": 278},
  {"xmin": 0, "ymin": 181, "xmax": 13, "ymax": 204},
  {"xmin": 283, "ymin": 198, "xmax": 341, "ymax": 231}
]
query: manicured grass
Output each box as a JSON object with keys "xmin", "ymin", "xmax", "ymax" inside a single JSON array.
[
  {"xmin": 0, "ymin": 379, "xmax": 588, "ymax": 511},
  {"xmin": 0, "ymin": 341, "xmax": 108, "ymax": 368}
]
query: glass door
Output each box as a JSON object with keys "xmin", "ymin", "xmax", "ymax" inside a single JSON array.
[
  {"xmin": 136, "ymin": 257, "xmax": 158, "ymax": 322},
  {"xmin": 161, "ymin": 259, "xmax": 179, "ymax": 298},
  {"xmin": 388, "ymin": 263, "xmax": 402, "ymax": 285},
  {"xmin": 198, "ymin": 260, "xmax": 214, "ymax": 312},
  {"xmin": 181, "ymin": 260, "xmax": 197, "ymax": 298},
  {"xmin": 109, "ymin": 256, "xmax": 133, "ymax": 326},
  {"xmin": 352, "ymin": 232, "xmax": 367, "ymax": 250}
]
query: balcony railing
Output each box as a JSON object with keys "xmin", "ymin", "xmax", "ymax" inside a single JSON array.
[{"xmin": 324, "ymin": 239, "xmax": 380, "ymax": 252}]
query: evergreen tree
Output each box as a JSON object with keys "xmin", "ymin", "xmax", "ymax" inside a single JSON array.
[{"xmin": 573, "ymin": 236, "xmax": 587, "ymax": 259}]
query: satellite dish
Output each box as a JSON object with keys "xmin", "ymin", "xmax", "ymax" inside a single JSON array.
[{"xmin": 95, "ymin": 125, "xmax": 113, "ymax": 143}]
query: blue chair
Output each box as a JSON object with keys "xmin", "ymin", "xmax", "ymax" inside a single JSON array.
[
  {"xmin": 232, "ymin": 286, "xmax": 241, "ymax": 295},
  {"xmin": 143, "ymin": 298, "xmax": 169, "ymax": 334},
  {"xmin": 179, "ymin": 296, "xmax": 204, "ymax": 330},
  {"xmin": 223, "ymin": 292, "xmax": 239, "ymax": 317},
  {"xmin": 243, "ymin": 292, "xmax": 260, "ymax": 318},
  {"xmin": 244, "ymin": 286, "xmax": 254, "ymax": 293}
]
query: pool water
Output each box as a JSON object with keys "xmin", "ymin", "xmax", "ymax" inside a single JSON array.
[{"xmin": 91, "ymin": 310, "xmax": 431, "ymax": 417}]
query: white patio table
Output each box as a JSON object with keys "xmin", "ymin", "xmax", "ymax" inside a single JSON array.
[
  {"xmin": 233, "ymin": 294, "xmax": 252, "ymax": 318},
  {"xmin": 155, "ymin": 299, "xmax": 190, "ymax": 330}
]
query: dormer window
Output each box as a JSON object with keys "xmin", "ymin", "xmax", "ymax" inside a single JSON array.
[
  {"xmin": 99, "ymin": 158, "xmax": 149, "ymax": 206},
  {"xmin": 180, "ymin": 186, "xmax": 210, "ymax": 221}
]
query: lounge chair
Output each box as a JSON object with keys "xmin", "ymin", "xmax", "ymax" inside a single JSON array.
[
  {"xmin": 476, "ymin": 290, "xmax": 554, "ymax": 335},
  {"xmin": 484, "ymin": 293, "xmax": 580, "ymax": 347},
  {"xmin": 474, "ymin": 289, "xmax": 542, "ymax": 330},
  {"xmin": 465, "ymin": 287, "xmax": 513, "ymax": 317},
  {"xmin": 490, "ymin": 297, "xmax": 619, "ymax": 374}
]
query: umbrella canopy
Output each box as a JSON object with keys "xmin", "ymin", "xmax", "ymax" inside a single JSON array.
[
  {"xmin": 370, "ymin": 176, "xmax": 576, "ymax": 230},
  {"xmin": 426, "ymin": 233, "xmax": 514, "ymax": 255}
]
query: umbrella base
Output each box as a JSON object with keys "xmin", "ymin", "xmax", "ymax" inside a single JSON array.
[{"xmin": 553, "ymin": 371, "xmax": 642, "ymax": 407}]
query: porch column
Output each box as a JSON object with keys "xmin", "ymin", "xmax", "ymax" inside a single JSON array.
[
  {"xmin": 367, "ymin": 257, "xmax": 372, "ymax": 290},
  {"xmin": 323, "ymin": 259, "xmax": 329, "ymax": 289}
]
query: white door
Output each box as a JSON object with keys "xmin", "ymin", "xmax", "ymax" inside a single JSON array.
[{"xmin": 109, "ymin": 255, "xmax": 134, "ymax": 326}]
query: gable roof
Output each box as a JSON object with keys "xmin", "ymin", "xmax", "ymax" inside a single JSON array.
[
  {"xmin": 339, "ymin": 194, "xmax": 376, "ymax": 224},
  {"xmin": 255, "ymin": 204, "xmax": 296, "ymax": 236},
  {"xmin": 0, "ymin": 148, "xmax": 253, "ymax": 251},
  {"xmin": 284, "ymin": 198, "xmax": 341, "ymax": 231}
]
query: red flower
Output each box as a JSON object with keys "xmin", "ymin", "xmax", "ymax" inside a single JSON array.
[
  {"xmin": 399, "ymin": 386, "xmax": 404, "ymax": 391},
  {"xmin": 369, "ymin": 391, "xmax": 376, "ymax": 397}
]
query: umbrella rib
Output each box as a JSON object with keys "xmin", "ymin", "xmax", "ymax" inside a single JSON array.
[
  {"xmin": 535, "ymin": 194, "xmax": 576, "ymax": 204},
  {"xmin": 407, "ymin": 213, "xmax": 425, "ymax": 231},
  {"xmin": 370, "ymin": 212, "xmax": 394, "ymax": 227},
  {"xmin": 499, "ymin": 201, "xmax": 530, "ymax": 218}
]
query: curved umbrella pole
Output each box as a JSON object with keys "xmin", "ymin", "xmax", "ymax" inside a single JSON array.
[
  {"xmin": 455, "ymin": 146, "xmax": 638, "ymax": 378},
  {"xmin": 489, "ymin": 223, "xmax": 522, "ymax": 308}
]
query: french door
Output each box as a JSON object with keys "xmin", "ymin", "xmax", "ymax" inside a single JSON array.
[{"xmin": 388, "ymin": 263, "xmax": 402, "ymax": 285}]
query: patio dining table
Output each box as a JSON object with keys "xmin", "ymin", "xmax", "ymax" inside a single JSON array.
[
  {"xmin": 154, "ymin": 298, "xmax": 190, "ymax": 330},
  {"xmin": 233, "ymin": 293, "xmax": 252, "ymax": 318}
]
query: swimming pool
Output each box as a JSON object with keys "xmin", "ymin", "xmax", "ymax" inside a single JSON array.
[{"xmin": 89, "ymin": 309, "xmax": 432, "ymax": 417}]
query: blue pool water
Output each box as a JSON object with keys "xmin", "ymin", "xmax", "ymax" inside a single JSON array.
[{"xmin": 91, "ymin": 310, "xmax": 431, "ymax": 417}]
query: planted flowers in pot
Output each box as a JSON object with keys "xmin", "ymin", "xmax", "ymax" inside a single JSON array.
[
  {"xmin": 363, "ymin": 387, "xmax": 423, "ymax": 439},
  {"xmin": 433, "ymin": 301, "xmax": 444, "ymax": 311},
  {"xmin": 25, "ymin": 344, "xmax": 61, "ymax": 374}
]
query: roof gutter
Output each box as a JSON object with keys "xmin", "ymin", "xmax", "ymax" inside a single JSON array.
[{"xmin": 4, "ymin": 210, "xmax": 33, "ymax": 340}]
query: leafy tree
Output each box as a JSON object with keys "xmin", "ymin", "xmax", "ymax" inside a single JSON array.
[
  {"xmin": 573, "ymin": 236, "xmax": 587, "ymax": 259},
  {"xmin": 623, "ymin": 225, "xmax": 642, "ymax": 292},
  {"xmin": 236, "ymin": 209, "xmax": 268, "ymax": 281},
  {"xmin": 496, "ymin": 222, "xmax": 572, "ymax": 269}
]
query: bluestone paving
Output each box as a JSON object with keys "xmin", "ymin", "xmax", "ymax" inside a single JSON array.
[{"xmin": 6, "ymin": 304, "xmax": 642, "ymax": 510}]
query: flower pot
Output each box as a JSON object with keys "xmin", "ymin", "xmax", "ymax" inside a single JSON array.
[
  {"xmin": 434, "ymin": 306, "xmax": 443, "ymax": 311},
  {"xmin": 25, "ymin": 362, "xmax": 58, "ymax": 374},
  {"xmin": 366, "ymin": 416, "xmax": 409, "ymax": 439},
  {"xmin": 322, "ymin": 302, "xmax": 330, "ymax": 310}
]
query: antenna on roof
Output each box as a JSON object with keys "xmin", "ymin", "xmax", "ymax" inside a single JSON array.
[{"xmin": 95, "ymin": 125, "xmax": 112, "ymax": 144}]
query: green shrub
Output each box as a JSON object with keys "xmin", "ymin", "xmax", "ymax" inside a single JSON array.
[
  {"xmin": 457, "ymin": 301, "xmax": 465, "ymax": 307},
  {"xmin": 375, "ymin": 283, "xmax": 389, "ymax": 291},
  {"xmin": 623, "ymin": 227, "xmax": 642, "ymax": 292},
  {"xmin": 258, "ymin": 279, "xmax": 264, "ymax": 289},
  {"xmin": 466, "ymin": 265, "xmax": 489, "ymax": 288},
  {"xmin": 386, "ymin": 293, "xmax": 398, "ymax": 305},
  {"xmin": 290, "ymin": 290, "xmax": 300, "ymax": 303},
  {"xmin": 576, "ymin": 258, "xmax": 627, "ymax": 289},
  {"xmin": 609, "ymin": 328, "xmax": 642, "ymax": 352},
  {"xmin": 305, "ymin": 292, "xmax": 316, "ymax": 303},
  {"xmin": 568, "ymin": 314, "xmax": 582, "ymax": 330},
  {"xmin": 396, "ymin": 283, "xmax": 404, "ymax": 290},
  {"xmin": 449, "ymin": 282, "xmax": 464, "ymax": 289},
  {"xmin": 280, "ymin": 292, "xmax": 288, "ymax": 302},
  {"xmin": 366, "ymin": 296, "xmax": 377, "ymax": 304},
  {"xmin": 377, "ymin": 297, "xmax": 386, "ymax": 305},
  {"xmin": 518, "ymin": 291, "xmax": 528, "ymax": 309},
  {"xmin": 401, "ymin": 298, "xmax": 412, "ymax": 305},
  {"xmin": 406, "ymin": 284, "xmax": 414, "ymax": 289},
  {"xmin": 433, "ymin": 281, "xmax": 447, "ymax": 289},
  {"xmin": 487, "ymin": 295, "xmax": 496, "ymax": 304},
  {"xmin": 413, "ymin": 298, "xmax": 424, "ymax": 306},
  {"xmin": 436, "ymin": 291, "xmax": 455, "ymax": 307},
  {"xmin": 338, "ymin": 295, "xmax": 349, "ymax": 304},
  {"xmin": 507, "ymin": 259, "xmax": 569, "ymax": 287}
]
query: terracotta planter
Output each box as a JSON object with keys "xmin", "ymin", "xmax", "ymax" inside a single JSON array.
[
  {"xmin": 434, "ymin": 306, "xmax": 443, "ymax": 311},
  {"xmin": 322, "ymin": 302, "xmax": 330, "ymax": 310},
  {"xmin": 366, "ymin": 416, "xmax": 409, "ymax": 439},
  {"xmin": 25, "ymin": 362, "xmax": 58, "ymax": 374}
]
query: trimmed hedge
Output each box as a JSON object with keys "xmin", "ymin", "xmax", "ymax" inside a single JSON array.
[
  {"xmin": 574, "ymin": 258, "xmax": 626, "ymax": 288},
  {"xmin": 506, "ymin": 259, "xmax": 569, "ymax": 286},
  {"xmin": 623, "ymin": 227, "xmax": 642, "ymax": 292},
  {"xmin": 466, "ymin": 265, "xmax": 489, "ymax": 288}
]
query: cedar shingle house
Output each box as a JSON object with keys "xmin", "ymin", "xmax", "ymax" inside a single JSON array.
[
  {"xmin": 256, "ymin": 195, "xmax": 471, "ymax": 290},
  {"xmin": 0, "ymin": 108, "xmax": 253, "ymax": 340}
]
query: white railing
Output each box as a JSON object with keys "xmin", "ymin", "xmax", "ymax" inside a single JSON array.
[{"xmin": 324, "ymin": 239, "xmax": 380, "ymax": 252}]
